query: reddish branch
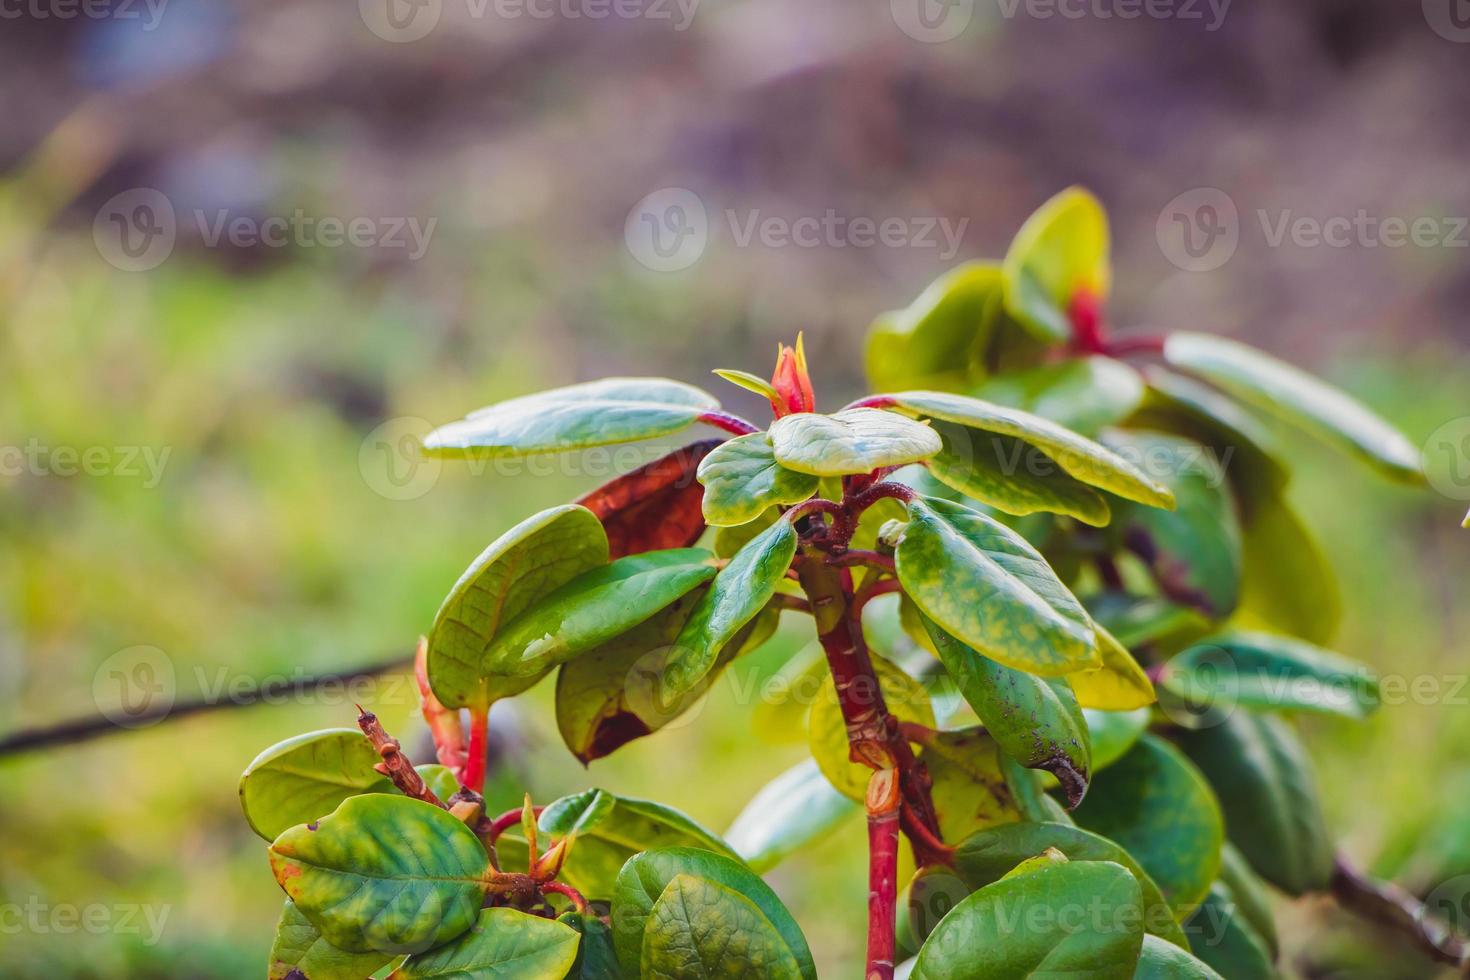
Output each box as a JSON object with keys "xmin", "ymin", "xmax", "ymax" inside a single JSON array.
[
  {"xmin": 356, "ymin": 708, "xmax": 446, "ymax": 809},
  {"xmin": 1331, "ymin": 856, "xmax": 1470, "ymax": 971},
  {"xmin": 463, "ymin": 705, "xmax": 490, "ymax": 795},
  {"xmin": 697, "ymin": 410, "xmax": 761, "ymax": 436},
  {"xmin": 486, "ymin": 804, "xmax": 544, "ymax": 845},
  {"xmin": 541, "ymin": 880, "xmax": 589, "ymax": 913},
  {"xmin": 414, "ymin": 637, "xmax": 467, "ymax": 779},
  {"xmin": 865, "ymin": 768, "xmax": 902, "ymax": 980}
]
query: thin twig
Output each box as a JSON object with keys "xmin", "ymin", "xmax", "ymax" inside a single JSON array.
[
  {"xmin": 541, "ymin": 880, "xmax": 589, "ymax": 913},
  {"xmin": 356, "ymin": 708, "xmax": 446, "ymax": 809},
  {"xmin": 828, "ymin": 549, "xmax": 896, "ymax": 574},
  {"xmin": 1331, "ymin": 855, "xmax": 1470, "ymax": 971},
  {"xmin": 486, "ymin": 805, "xmax": 544, "ymax": 845}
]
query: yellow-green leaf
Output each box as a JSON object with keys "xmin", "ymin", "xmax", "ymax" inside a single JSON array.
[
  {"xmin": 697, "ymin": 433, "xmax": 820, "ymax": 526},
  {"xmin": 808, "ymin": 653, "xmax": 934, "ymax": 801},
  {"xmin": 268, "ymin": 899, "xmax": 393, "ymax": 980},
  {"xmin": 389, "ymin": 908, "xmax": 580, "ymax": 979},
  {"xmin": 769, "ymin": 409, "xmax": 942, "ymax": 477},
  {"xmin": 1001, "ymin": 187, "xmax": 1111, "ymax": 343},
  {"xmin": 924, "ymin": 420, "xmax": 1111, "ymax": 526},
  {"xmin": 642, "ymin": 875, "xmax": 805, "ymax": 979}
]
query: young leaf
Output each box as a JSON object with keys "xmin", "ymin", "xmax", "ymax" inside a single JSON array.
[
  {"xmin": 1083, "ymin": 707, "xmax": 1151, "ymax": 772},
  {"xmin": 1178, "ymin": 883, "xmax": 1272, "ymax": 980},
  {"xmin": 696, "ymin": 433, "xmax": 820, "ymax": 526},
  {"xmin": 1001, "ymin": 187, "xmax": 1111, "ymax": 344},
  {"xmin": 724, "ymin": 760, "xmax": 859, "ymax": 873},
  {"xmin": 389, "ymin": 908, "xmax": 581, "ymax": 979},
  {"xmin": 538, "ymin": 789, "xmax": 737, "ymax": 901},
  {"xmin": 768, "ymin": 408, "xmax": 942, "ymax": 477},
  {"xmin": 1067, "ymin": 624, "xmax": 1157, "ymax": 711},
  {"xmin": 269, "ymin": 795, "xmax": 491, "ymax": 955},
  {"xmin": 661, "ymin": 517, "xmax": 798, "ymax": 701},
  {"xmin": 1133, "ymin": 933, "xmax": 1226, "ymax": 980},
  {"xmin": 713, "ymin": 368, "xmax": 780, "ymax": 404},
  {"xmin": 974, "ymin": 356, "xmax": 1145, "ymax": 435},
  {"xmin": 485, "ymin": 548, "xmax": 718, "ymax": 677},
  {"xmin": 1072, "ymin": 734, "xmax": 1224, "ymax": 916},
  {"xmin": 427, "ymin": 505, "xmax": 608, "ymax": 710},
  {"xmin": 865, "ymin": 262, "xmax": 1003, "ymax": 393},
  {"xmin": 896, "ymin": 496, "xmax": 1098, "ymax": 675},
  {"xmin": 921, "ymin": 618, "xmax": 1091, "ymax": 808},
  {"xmin": 240, "ymin": 729, "xmax": 394, "ymax": 841},
  {"xmin": 1162, "ymin": 332, "xmax": 1422, "ymax": 483},
  {"xmin": 269, "ymin": 899, "xmax": 393, "ymax": 980},
  {"xmin": 424, "ymin": 377, "xmax": 721, "ymax": 458},
  {"xmin": 577, "ymin": 440, "xmax": 720, "ymax": 559},
  {"xmin": 952, "ymin": 820, "xmax": 1189, "ymax": 951},
  {"xmin": 912, "ymin": 861, "xmax": 1143, "ymax": 979},
  {"xmin": 918, "ymin": 727, "xmax": 1025, "ymax": 842},
  {"xmin": 1174, "ymin": 711, "xmax": 1334, "ymax": 895},
  {"xmin": 1159, "ymin": 631, "xmax": 1379, "ymax": 720},
  {"xmin": 559, "ymin": 910, "xmax": 622, "ymax": 980},
  {"xmin": 808, "ymin": 653, "xmax": 934, "ymax": 801},
  {"xmin": 869, "ymin": 390, "xmax": 1173, "ymax": 508},
  {"xmin": 641, "ymin": 874, "xmax": 805, "ymax": 979},
  {"xmin": 612, "ymin": 847, "xmax": 817, "ymax": 980}
]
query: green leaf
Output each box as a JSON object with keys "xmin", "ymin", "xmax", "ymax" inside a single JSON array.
[
  {"xmin": 1132, "ymin": 933, "xmax": 1226, "ymax": 980},
  {"xmin": 919, "ymin": 727, "xmax": 1025, "ymax": 842},
  {"xmin": 913, "ymin": 860, "xmax": 1143, "ymax": 979},
  {"xmin": 713, "ymin": 368, "xmax": 780, "ymax": 404},
  {"xmin": 1216, "ymin": 842, "xmax": 1278, "ymax": 957},
  {"xmin": 768, "ymin": 408, "xmax": 942, "ymax": 477},
  {"xmin": 269, "ymin": 899, "xmax": 393, "ymax": 980},
  {"xmin": 662, "ymin": 518, "xmax": 798, "ymax": 701},
  {"xmin": 1086, "ymin": 594, "xmax": 1213, "ymax": 660},
  {"xmin": 269, "ymin": 795, "xmax": 490, "ymax": 955},
  {"xmin": 999, "ymin": 757, "xmax": 1077, "ymax": 827},
  {"xmin": 899, "ymin": 865, "xmax": 974, "ymax": 957},
  {"xmin": 922, "ymin": 618, "xmax": 1091, "ymax": 807},
  {"xmin": 876, "ymin": 390, "xmax": 1173, "ymax": 508},
  {"xmin": 424, "ymin": 377, "xmax": 721, "ymax": 458},
  {"xmin": 1174, "ymin": 712, "xmax": 1333, "ymax": 895},
  {"xmin": 725, "ymin": 760, "xmax": 859, "ymax": 873},
  {"xmin": 712, "ymin": 506, "xmax": 780, "ymax": 560},
  {"xmin": 1067, "ymin": 624, "xmax": 1157, "ymax": 711},
  {"xmin": 1073, "ymin": 735, "xmax": 1224, "ymax": 916},
  {"xmin": 641, "ymin": 874, "xmax": 805, "ymax": 979},
  {"xmin": 896, "ymin": 497, "xmax": 1098, "ymax": 675},
  {"xmin": 416, "ymin": 764, "xmax": 461, "ymax": 802},
  {"xmin": 1103, "ymin": 430, "xmax": 1242, "ymax": 619},
  {"xmin": 390, "ymin": 908, "xmax": 581, "ymax": 979},
  {"xmin": 612, "ymin": 847, "xmax": 816, "ymax": 980},
  {"xmin": 1178, "ymin": 885, "xmax": 1274, "ymax": 980},
  {"xmin": 538, "ymin": 789, "xmax": 737, "ymax": 901},
  {"xmin": 924, "ymin": 420, "xmax": 1112, "ymax": 526},
  {"xmin": 486, "ymin": 548, "xmax": 717, "ymax": 677},
  {"xmin": 865, "ymin": 262, "xmax": 1003, "ymax": 393},
  {"xmin": 428, "ymin": 505, "xmax": 608, "ymax": 710},
  {"xmin": 1001, "ymin": 187, "xmax": 1111, "ymax": 343},
  {"xmin": 1162, "ymin": 332, "xmax": 1422, "ymax": 483},
  {"xmin": 953, "ymin": 821, "xmax": 1189, "ymax": 950},
  {"xmin": 1236, "ymin": 489, "xmax": 1341, "ymax": 645},
  {"xmin": 1159, "ymin": 631, "xmax": 1378, "ymax": 720},
  {"xmin": 697, "ymin": 434, "xmax": 820, "ymax": 526},
  {"xmin": 808, "ymin": 653, "xmax": 934, "ymax": 801},
  {"xmin": 749, "ymin": 641, "xmax": 826, "ymax": 745},
  {"xmin": 975, "ymin": 356, "xmax": 1145, "ymax": 435},
  {"xmin": 559, "ymin": 910, "xmax": 623, "ymax": 980},
  {"xmin": 1085, "ymin": 708, "xmax": 1152, "ymax": 772},
  {"xmin": 241, "ymin": 729, "xmax": 395, "ymax": 842}
]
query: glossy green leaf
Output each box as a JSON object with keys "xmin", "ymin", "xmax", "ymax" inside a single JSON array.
[
  {"xmin": 612, "ymin": 847, "xmax": 816, "ymax": 980},
  {"xmin": 913, "ymin": 860, "xmax": 1143, "ymax": 979},
  {"xmin": 416, "ymin": 764, "xmax": 461, "ymax": 802},
  {"xmin": 1178, "ymin": 884, "xmax": 1273, "ymax": 980},
  {"xmin": 241, "ymin": 729, "xmax": 395, "ymax": 842},
  {"xmin": 809, "ymin": 653, "xmax": 934, "ymax": 801},
  {"xmin": 899, "ymin": 865, "xmax": 974, "ymax": 957},
  {"xmin": 389, "ymin": 908, "xmax": 580, "ymax": 979},
  {"xmin": 725, "ymin": 760, "xmax": 859, "ymax": 873},
  {"xmin": 1087, "ymin": 594, "xmax": 1214, "ymax": 659},
  {"xmin": 1160, "ymin": 631, "xmax": 1378, "ymax": 720},
  {"xmin": 713, "ymin": 368, "xmax": 780, "ymax": 404},
  {"xmin": 924, "ymin": 420, "xmax": 1112, "ymax": 526},
  {"xmin": 953, "ymin": 821, "xmax": 1189, "ymax": 950},
  {"xmin": 1072, "ymin": 735, "xmax": 1223, "ymax": 915},
  {"xmin": 877, "ymin": 390, "xmax": 1173, "ymax": 508},
  {"xmin": 922, "ymin": 617, "xmax": 1091, "ymax": 807},
  {"xmin": 269, "ymin": 795, "xmax": 490, "ymax": 955},
  {"xmin": 642, "ymin": 874, "xmax": 804, "ymax": 979},
  {"xmin": 1163, "ymin": 332, "xmax": 1422, "ymax": 482},
  {"xmin": 269, "ymin": 899, "xmax": 393, "ymax": 980},
  {"xmin": 1104, "ymin": 430, "xmax": 1242, "ymax": 619},
  {"xmin": 712, "ymin": 506, "xmax": 779, "ymax": 560},
  {"xmin": 1067, "ymin": 624, "xmax": 1157, "ymax": 711},
  {"xmin": 975, "ymin": 356, "xmax": 1144, "ymax": 435},
  {"xmin": 768, "ymin": 408, "xmax": 942, "ymax": 477},
  {"xmin": 486, "ymin": 548, "xmax": 717, "ymax": 677},
  {"xmin": 1236, "ymin": 490, "xmax": 1341, "ymax": 645},
  {"xmin": 865, "ymin": 263, "xmax": 1002, "ymax": 393},
  {"xmin": 897, "ymin": 496, "xmax": 1098, "ymax": 675},
  {"xmin": 428, "ymin": 505, "xmax": 608, "ymax": 710},
  {"xmin": 539, "ymin": 789, "xmax": 737, "ymax": 901},
  {"xmin": 919, "ymin": 727, "xmax": 1025, "ymax": 842},
  {"xmin": 1133, "ymin": 933, "xmax": 1226, "ymax": 980},
  {"xmin": 662, "ymin": 517, "xmax": 797, "ymax": 701},
  {"xmin": 697, "ymin": 434, "xmax": 820, "ymax": 526},
  {"xmin": 999, "ymin": 757, "xmax": 1077, "ymax": 827},
  {"xmin": 1216, "ymin": 842, "xmax": 1277, "ymax": 957},
  {"xmin": 559, "ymin": 910, "xmax": 622, "ymax": 980},
  {"xmin": 1085, "ymin": 708, "xmax": 1152, "ymax": 772},
  {"xmin": 1001, "ymin": 187, "xmax": 1111, "ymax": 343},
  {"xmin": 424, "ymin": 377, "xmax": 720, "ymax": 458},
  {"xmin": 1175, "ymin": 712, "xmax": 1333, "ymax": 895}
]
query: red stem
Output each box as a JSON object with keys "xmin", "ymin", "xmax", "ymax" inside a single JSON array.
[
  {"xmin": 866, "ymin": 768, "xmax": 902, "ymax": 980},
  {"xmin": 486, "ymin": 804, "xmax": 544, "ymax": 845},
  {"xmin": 1104, "ymin": 334, "xmax": 1167, "ymax": 357},
  {"xmin": 463, "ymin": 705, "xmax": 489, "ymax": 795},
  {"xmin": 698, "ymin": 411, "xmax": 761, "ymax": 436},
  {"xmin": 541, "ymin": 880, "xmax": 589, "ymax": 914}
]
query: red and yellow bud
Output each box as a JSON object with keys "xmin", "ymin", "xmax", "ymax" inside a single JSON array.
[{"xmin": 769, "ymin": 333, "xmax": 816, "ymax": 417}]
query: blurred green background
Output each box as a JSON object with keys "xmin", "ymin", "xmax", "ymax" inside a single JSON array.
[{"xmin": 1, "ymin": 1, "xmax": 1469, "ymax": 976}]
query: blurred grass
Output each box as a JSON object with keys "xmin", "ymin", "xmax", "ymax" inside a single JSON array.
[{"xmin": 0, "ymin": 223, "xmax": 1467, "ymax": 978}]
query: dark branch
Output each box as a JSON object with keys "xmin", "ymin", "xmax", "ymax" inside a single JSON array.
[{"xmin": 1331, "ymin": 855, "xmax": 1470, "ymax": 970}]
